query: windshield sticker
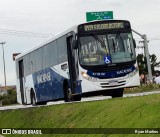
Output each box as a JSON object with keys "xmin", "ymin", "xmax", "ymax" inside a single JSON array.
[{"xmin": 104, "ymin": 56, "xmax": 111, "ymax": 64}]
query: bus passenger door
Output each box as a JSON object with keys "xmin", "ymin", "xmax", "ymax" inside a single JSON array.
[
  {"xmin": 18, "ymin": 60, "xmax": 26, "ymax": 104},
  {"xmin": 66, "ymin": 35, "xmax": 81, "ymax": 96}
]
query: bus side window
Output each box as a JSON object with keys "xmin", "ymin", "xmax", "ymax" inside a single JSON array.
[
  {"xmin": 42, "ymin": 45, "xmax": 50, "ymax": 69},
  {"xmin": 49, "ymin": 41, "xmax": 58, "ymax": 66},
  {"xmin": 30, "ymin": 51, "xmax": 36, "ymax": 73},
  {"xmin": 57, "ymin": 36, "xmax": 68, "ymax": 63},
  {"xmin": 36, "ymin": 48, "xmax": 43, "ymax": 72}
]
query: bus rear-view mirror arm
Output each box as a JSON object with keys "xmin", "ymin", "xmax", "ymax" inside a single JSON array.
[{"xmin": 133, "ymin": 39, "xmax": 136, "ymax": 48}]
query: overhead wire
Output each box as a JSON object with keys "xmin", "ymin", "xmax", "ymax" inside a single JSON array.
[
  {"xmin": 1, "ymin": 27, "xmax": 160, "ymax": 40},
  {"xmin": 135, "ymin": 37, "xmax": 160, "ymax": 42},
  {"xmin": 0, "ymin": 28, "xmax": 53, "ymax": 38}
]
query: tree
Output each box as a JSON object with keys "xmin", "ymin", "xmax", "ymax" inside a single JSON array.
[
  {"xmin": 150, "ymin": 54, "xmax": 160, "ymax": 74},
  {"xmin": 137, "ymin": 53, "xmax": 160, "ymax": 75}
]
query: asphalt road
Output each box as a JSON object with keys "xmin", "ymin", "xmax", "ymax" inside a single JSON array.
[{"xmin": 0, "ymin": 91, "xmax": 160, "ymax": 111}]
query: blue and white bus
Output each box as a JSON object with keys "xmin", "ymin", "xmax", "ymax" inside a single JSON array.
[{"xmin": 15, "ymin": 20, "xmax": 140, "ymax": 105}]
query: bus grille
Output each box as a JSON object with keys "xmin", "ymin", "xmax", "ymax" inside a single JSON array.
[{"xmin": 100, "ymin": 80, "xmax": 126, "ymax": 88}]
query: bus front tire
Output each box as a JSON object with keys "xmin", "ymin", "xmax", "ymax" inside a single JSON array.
[
  {"xmin": 103, "ymin": 88, "xmax": 124, "ymax": 98},
  {"xmin": 64, "ymin": 83, "xmax": 81, "ymax": 102},
  {"xmin": 111, "ymin": 88, "xmax": 124, "ymax": 98},
  {"xmin": 64, "ymin": 84, "xmax": 73, "ymax": 102},
  {"xmin": 73, "ymin": 95, "xmax": 81, "ymax": 101}
]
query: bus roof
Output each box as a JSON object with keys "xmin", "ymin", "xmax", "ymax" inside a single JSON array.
[{"xmin": 15, "ymin": 25, "xmax": 78, "ymax": 60}]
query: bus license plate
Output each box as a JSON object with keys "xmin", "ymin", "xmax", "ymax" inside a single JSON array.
[{"xmin": 109, "ymin": 81, "xmax": 118, "ymax": 86}]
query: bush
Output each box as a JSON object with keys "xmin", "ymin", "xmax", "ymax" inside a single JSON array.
[
  {"xmin": 0, "ymin": 88, "xmax": 17, "ymax": 106},
  {"xmin": 124, "ymin": 84, "xmax": 160, "ymax": 93}
]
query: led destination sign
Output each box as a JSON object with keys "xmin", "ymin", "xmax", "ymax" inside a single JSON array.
[
  {"xmin": 84, "ymin": 22, "xmax": 124, "ymax": 31},
  {"xmin": 78, "ymin": 21, "xmax": 131, "ymax": 33}
]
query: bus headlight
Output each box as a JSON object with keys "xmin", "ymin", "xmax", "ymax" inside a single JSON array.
[
  {"xmin": 128, "ymin": 69, "xmax": 137, "ymax": 77},
  {"xmin": 81, "ymin": 72, "xmax": 89, "ymax": 79},
  {"xmin": 81, "ymin": 72, "xmax": 97, "ymax": 81}
]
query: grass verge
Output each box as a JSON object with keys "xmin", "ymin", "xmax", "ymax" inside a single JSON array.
[
  {"xmin": 0, "ymin": 94, "xmax": 160, "ymax": 137},
  {"xmin": 124, "ymin": 84, "xmax": 160, "ymax": 94}
]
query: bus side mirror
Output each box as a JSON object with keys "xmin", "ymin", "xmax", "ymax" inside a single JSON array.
[
  {"xmin": 133, "ymin": 39, "xmax": 136, "ymax": 48},
  {"xmin": 73, "ymin": 40, "xmax": 78, "ymax": 49}
]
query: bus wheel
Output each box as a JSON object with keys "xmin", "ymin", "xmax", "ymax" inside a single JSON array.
[
  {"xmin": 31, "ymin": 91, "xmax": 36, "ymax": 106},
  {"xmin": 37, "ymin": 102, "xmax": 47, "ymax": 105},
  {"xmin": 111, "ymin": 88, "xmax": 124, "ymax": 98},
  {"xmin": 64, "ymin": 84, "xmax": 73, "ymax": 102},
  {"xmin": 103, "ymin": 90, "xmax": 110, "ymax": 96},
  {"xmin": 73, "ymin": 95, "xmax": 81, "ymax": 101}
]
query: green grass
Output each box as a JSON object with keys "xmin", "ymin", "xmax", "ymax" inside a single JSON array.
[{"xmin": 1, "ymin": 94, "xmax": 160, "ymax": 137}]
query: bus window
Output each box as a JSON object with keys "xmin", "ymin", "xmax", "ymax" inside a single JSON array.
[
  {"xmin": 57, "ymin": 36, "xmax": 68, "ymax": 63},
  {"xmin": 49, "ymin": 41, "xmax": 58, "ymax": 66}
]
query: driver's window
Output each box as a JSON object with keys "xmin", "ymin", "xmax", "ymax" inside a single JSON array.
[{"xmin": 108, "ymin": 34, "xmax": 125, "ymax": 53}]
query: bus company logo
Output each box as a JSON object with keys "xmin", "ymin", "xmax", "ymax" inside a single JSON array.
[
  {"xmin": 117, "ymin": 68, "xmax": 132, "ymax": 75},
  {"xmin": 1, "ymin": 129, "xmax": 42, "ymax": 135},
  {"xmin": 37, "ymin": 72, "xmax": 51, "ymax": 84}
]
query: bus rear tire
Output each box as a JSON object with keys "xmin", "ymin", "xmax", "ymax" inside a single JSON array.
[
  {"xmin": 31, "ymin": 91, "xmax": 37, "ymax": 106},
  {"xmin": 31, "ymin": 90, "xmax": 47, "ymax": 105}
]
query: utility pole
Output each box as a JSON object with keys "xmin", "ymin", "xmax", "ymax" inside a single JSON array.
[
  {"xmin": 132, "ymin": 29, "xmax": 152, "ymax": 82},
  {"xmin": 0, "ymin": 42, "xmax": 7, "ymax": 87}
]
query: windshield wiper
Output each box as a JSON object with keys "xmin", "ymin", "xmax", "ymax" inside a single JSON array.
[
  {"xmin": 116, "ymin": 34, "xmax": 125, "ymax": 51},
  {"xmin": 91, "ymin": 33, "xmax": 106, "ymax": 48},
  {"xmin": 112, "ymin": 39, "xmax": 116, "ymax": 53}
]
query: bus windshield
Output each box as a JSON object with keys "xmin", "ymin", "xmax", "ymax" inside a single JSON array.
[{"xmin": 79, "ymin": 33, "xmax": 136, "ymax": 66}]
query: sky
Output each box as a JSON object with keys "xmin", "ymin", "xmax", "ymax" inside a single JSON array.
[{"xmin": 0, "ymin": 0, "xmax": 160, "ymax": 86}]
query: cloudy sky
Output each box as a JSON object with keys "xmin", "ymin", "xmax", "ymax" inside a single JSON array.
[{"xmin": 0, "ymin": 0, "xmax": 160, "ymax": 85}]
